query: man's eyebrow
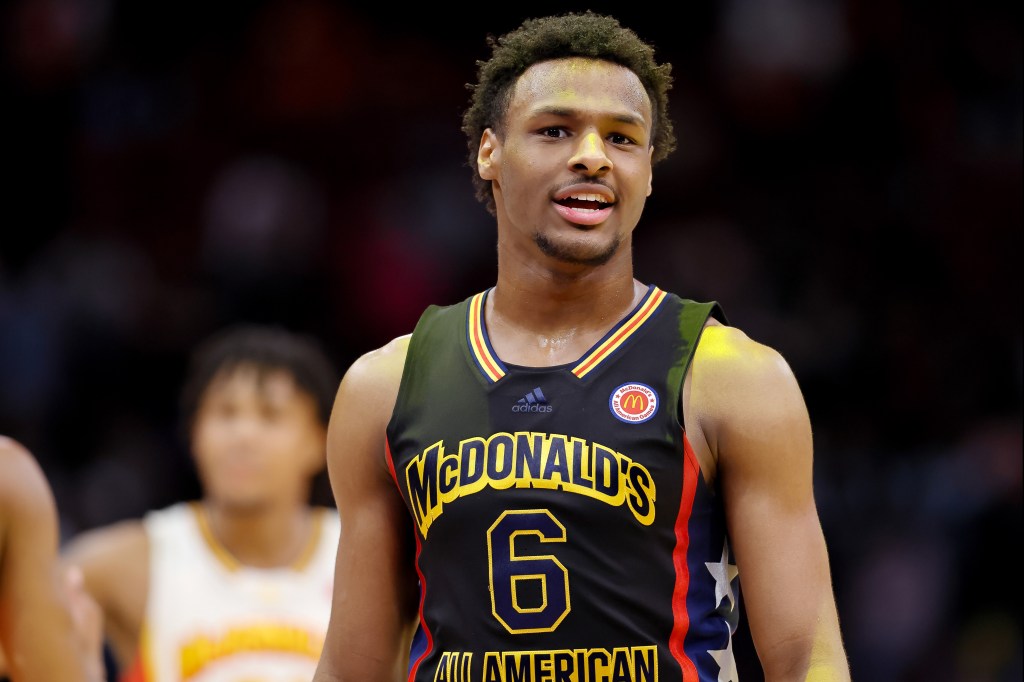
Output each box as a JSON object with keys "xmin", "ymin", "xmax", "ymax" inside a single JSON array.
[{"xmin": 530, "ymin": 105, "xmax": 646, "ymax": 127}]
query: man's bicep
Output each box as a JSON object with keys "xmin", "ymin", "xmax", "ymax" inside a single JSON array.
[
  {"xmin": 317, "ymin": 347, "xmax": 419, "ymax": 680},
  {"xmin": 703, "ymin": 327, "xmax": 816, "ymax": 503},
  {"xmin": 324, "ymin": 348, "xmax": 406, "ymax": 511},
  {"xmin": 713, "ymin": 344, "xmax": 844, "ymax": 674},
  {"xmin": 0, "ymin": 448, "xmax": 62, "ymax": 621},
  {"xmin": 58, "ymin": 516, "xmax": 147, "ymax": 668},
  {"xmin": 0, "ymin": 454, "xmax": 83, "ymax": 681},
  {"xmin": 320, "ymin": 466, "xmax": 417, "ymax": 680}
]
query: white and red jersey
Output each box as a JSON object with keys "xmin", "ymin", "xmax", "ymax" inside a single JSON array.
[{"xmin": 122, "ymin": 502, "xmax": 339, "ymax": 682}]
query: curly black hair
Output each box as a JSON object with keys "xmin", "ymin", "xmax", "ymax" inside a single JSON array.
[
  {"xmin": 461, "ymin": 11, "xmax": 676, "ymax": 216},
  {"xmin": 179, "ymin": 324, "xmax": 339, "ymax": 439}
]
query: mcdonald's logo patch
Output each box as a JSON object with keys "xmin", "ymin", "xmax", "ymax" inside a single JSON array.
[{"xmin": 609, "ymin": 382, "xmax": 659, "ymax": 424}]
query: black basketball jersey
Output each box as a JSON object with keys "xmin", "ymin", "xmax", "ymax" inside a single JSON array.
[{"xmin": 387, "ymin": 285, "xmax": 738, "ymax": 682}]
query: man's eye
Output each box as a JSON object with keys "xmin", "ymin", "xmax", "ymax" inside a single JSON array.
[
  {"xmin": 609, "ymin": 133, "xmax": 633, "ymax": 145},
  {"xmin": 540, "ymin": 127, "xmax": 565, "ymax": 138}
]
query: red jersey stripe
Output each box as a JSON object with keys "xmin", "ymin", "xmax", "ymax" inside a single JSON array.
[{"xmin": 669, "ymin": 431, "xmax": 700, "ymax": 680}]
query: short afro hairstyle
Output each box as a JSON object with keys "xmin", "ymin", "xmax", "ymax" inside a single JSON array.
[
  {"xmin": 461, "ymin": 11, "xmax": 676, "ymax": 215},
  {"xmin": 179, "ymin": 324, "xmax": 338, "ymax": 439}
]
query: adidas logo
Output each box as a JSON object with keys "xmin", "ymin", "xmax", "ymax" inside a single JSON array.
[{"xmin": 512, "ymin": 387, "xmax": 553, "ymax": 413}]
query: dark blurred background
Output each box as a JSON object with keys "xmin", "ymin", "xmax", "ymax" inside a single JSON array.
[{"xmin": 1, "ymin": 0, "xmax": 1020, "ymax": 680}]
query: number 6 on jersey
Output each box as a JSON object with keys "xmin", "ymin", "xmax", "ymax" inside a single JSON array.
[{"xmin": 486, "ymin": 510, "xmax": 571, "ymax": 634}]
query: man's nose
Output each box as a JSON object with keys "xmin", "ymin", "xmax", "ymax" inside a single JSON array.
[{"xmin": 568, "ymin": 132, "xmax": 612, "ymax": 175}]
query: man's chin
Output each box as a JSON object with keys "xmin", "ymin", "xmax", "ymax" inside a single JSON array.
[{"xmin": 534, "ymin": 232, "xmax": 620, "ymax": 266}]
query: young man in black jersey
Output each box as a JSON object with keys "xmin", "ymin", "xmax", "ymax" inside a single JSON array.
[{"xmin": 314, "ymin": 11, "xmax": 851, "ymax": 682}]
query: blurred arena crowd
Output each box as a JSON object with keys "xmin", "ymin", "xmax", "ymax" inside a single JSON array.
[{"xmin": 1, "ymin": 0, "xmax": 1020, "ymax": 679}]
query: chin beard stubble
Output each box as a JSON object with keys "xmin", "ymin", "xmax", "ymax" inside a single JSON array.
[{"xmin": 534, "ymin": 232, "xmax": 621, "ymax": 267}]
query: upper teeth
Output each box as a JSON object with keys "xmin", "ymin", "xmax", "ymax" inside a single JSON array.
[{"xmin": 569, "ymin": 193, "xmax": 607, "ymax": 203}]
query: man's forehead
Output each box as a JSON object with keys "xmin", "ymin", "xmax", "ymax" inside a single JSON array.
[
  {"xmin": 207, "ymin": 365, "xmax": 298, "ymax": 396},
  {"xmin": 511, "ymin": 57, "xmax": 652, "ymax": 122}
]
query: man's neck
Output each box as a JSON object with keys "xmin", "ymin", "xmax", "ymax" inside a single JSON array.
[
  {"xmin": 486, "ymin": 270, "xmax": 647, "ymax": 367},
  {"xmin": 200, "ymin": 500, "xmax": 315, "ymax": 569}
]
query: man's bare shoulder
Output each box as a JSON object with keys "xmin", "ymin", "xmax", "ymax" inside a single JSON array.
[
  {"xmin": 697, "ymin": 321, "xmax": 796, "ymax": 386},
  {"xmin": 328, "ymin": 334, "xmax": 411, "ymax": 438},
  {"xmin": 690, "ymin": 321, "xmax": 813, "ymax": 483},
  {"xmin": 326, "ymin": 335, "xmax": 413, "ymax": 478},
  {"xmin": 0, "ymin": 434, "xmax": 34, "ymax": 466},
  {"xmin": 352, "ymin": 334, "xmax": 411, "ymax": 374},
  {"xmin": 0, "ymin": 436, "xmax": 51, "ymax": 515},
  {"xmin": 62, "ymin": 518, "xmax": 148, "ymax": 574},
  {"xmin": 0, "ymin": 436, "xmax": 59, "ymax": 568},
  {"xmin": 338, "ymin": 334, "xmax": 411, "ymax": 403},
  {"xmin": 693, "ymin": 320, "xmax": 808, "ymax": 426}
]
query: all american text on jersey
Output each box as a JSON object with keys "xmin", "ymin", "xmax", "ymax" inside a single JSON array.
[{"xmin": 430, "ymin": 645, "xmax": 658, "ymax": 682}]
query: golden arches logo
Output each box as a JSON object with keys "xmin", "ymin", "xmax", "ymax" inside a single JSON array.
[
  {"xmin": 622, "ymin": 393, "xmax": 647, "ymax": 411},
  {"xmin": 609, "ymin": 383, "xmax": 659, "ymax": 424}
]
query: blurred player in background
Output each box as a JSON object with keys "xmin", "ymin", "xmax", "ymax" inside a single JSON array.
[
  {"xmin": 63, "ymin": 324, "xmax": 340, "ymax": 682},
  {"xmin": 0, "ymin": 435, "xmax": 105, "ymax": 682}
]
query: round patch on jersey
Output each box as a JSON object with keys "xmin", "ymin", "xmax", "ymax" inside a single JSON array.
[{"xmin": 609, "ymin": 382, "xmax": 659, "ymax": 424}]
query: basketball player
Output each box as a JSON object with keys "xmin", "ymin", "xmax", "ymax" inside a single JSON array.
[
  {"xmin": 63, "ymin": 325, "xmax": 341, "ymax": 682},
  {"xmin": 314, "ymin": 11, "xmax": 851, "ymax": 682},
  {"xmin": 0, "ymin": 436, "xmax": 105, "ymax": 682}
]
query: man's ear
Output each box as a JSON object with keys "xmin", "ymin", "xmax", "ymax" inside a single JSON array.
[{"xmin": 478, "ymin": 128, "xmax": 500, "ymax": 180}]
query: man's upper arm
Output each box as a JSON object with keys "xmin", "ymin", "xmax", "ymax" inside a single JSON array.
[
  {"xmin": 0, "ymin": 438, "xmax": 97, "ymax": 682},
  {"xmin": 693, "ymin": 327, "xmax": 850, "ymax": 679},
  {"xmin": 60, "ymin": 516, "xmax": 147, "ymax": 668},
  {"xmin": 315, "ymin": 336, "xmax": 420, "ymax": 682}
]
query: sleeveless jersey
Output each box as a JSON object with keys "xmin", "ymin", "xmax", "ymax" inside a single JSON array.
[
  {"xmin": 121, "ymin": 502, "xmax": 339, "ymax": 682},
  {"xmin": 387, "ymin": 285, "xmax": 738, "ymax": 682}
]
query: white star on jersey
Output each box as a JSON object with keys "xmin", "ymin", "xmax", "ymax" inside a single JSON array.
[
  {"xmin": 705, "ymin": 538, "xmax": 739, "ymax": 611},
  {"xmin": 709, "ymin": 635, "xmax": 739, "ymax": 682}
]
